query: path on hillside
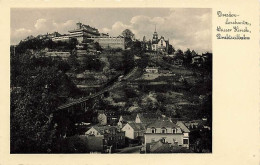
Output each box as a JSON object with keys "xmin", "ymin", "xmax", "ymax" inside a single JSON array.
[
  {"xmin": 149, "ymin": 55, "xmax": 193, "ymax": 75},
  {"xmin": 57, "ymin": 66, "xmax": 139, "ymax": 110}
]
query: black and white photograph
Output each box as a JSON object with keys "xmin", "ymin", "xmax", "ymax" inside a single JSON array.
[{"xmin": 10, "ymin": 8, "xmax": 212, "ymax": 154}]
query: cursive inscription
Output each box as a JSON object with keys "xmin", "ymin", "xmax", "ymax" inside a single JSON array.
[{"xmin": 216, "ymin": 11, "xmax": 251, "ymax": 40}]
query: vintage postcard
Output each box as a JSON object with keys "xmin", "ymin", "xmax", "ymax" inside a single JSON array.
[
  {"xmin": 10, "ymin": 8, "xmax": 212, "ymax": 154},
  {"xmin": 0, "ymin": 0, "xmax": 259, "ymax": 165}
]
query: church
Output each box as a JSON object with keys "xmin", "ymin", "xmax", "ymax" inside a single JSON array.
[
  {"xmin": 142, "ymin": 26, "xmax": 170, "ymax": 53},
  {"xmin": 151, "ymin": 26, "xmax": 169, "ymax": 53}
]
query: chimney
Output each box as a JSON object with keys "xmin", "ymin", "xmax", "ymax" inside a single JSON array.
[{"xmin": 76, "ymin": 22, "xmax": 82, "ymax": 29}]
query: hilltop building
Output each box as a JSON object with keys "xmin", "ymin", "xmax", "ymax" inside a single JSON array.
[
  {"xmin": 142, "ymin": 26, "xmax": 170, "ymax": 53},
  {"xmin": 51, "ymin": 22, "xmax": 125, "ymax": 50},
  {"xmin": 52, "ymin": 22, "xmax": 100, "ymax": 43},
  {"xmin": 89, "ymin": 36, "xmax": 125, "ymax": 50},
  {"xmin": 151, "ymin": 27, "xmax": 169, "ymax": 53}
]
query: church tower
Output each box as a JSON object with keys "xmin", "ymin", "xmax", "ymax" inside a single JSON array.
[{"xmin": 152, "ymin": 25, "xmax": 158, "ymax": 42}]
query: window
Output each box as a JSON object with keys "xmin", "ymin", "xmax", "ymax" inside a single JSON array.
[
  {"xmin": 151, "ymin": 127, "xmax": 156, "ymax": 133},
  {"xmin": 172, "ymin": 129, "xmax": 176, "ymax": 134},
  {"xmin": 161, "ymin": 127, "xmax": 167, "ymax": 133},
  {"xmin": 183, "ymin": 139, "xmax": 189, "ymax": 144}
]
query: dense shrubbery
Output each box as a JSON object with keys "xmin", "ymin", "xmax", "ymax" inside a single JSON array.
[
  {"xmin": 15, "ymin": 38, "xmax": 78, "ymax": 54},
  {"xmin": 11, "ymin": 46, "xmax": 82, "ymax": 153}
]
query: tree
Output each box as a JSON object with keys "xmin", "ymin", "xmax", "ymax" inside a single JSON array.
[
  {"xmin": 191, "ymin": 50, "xmax": 198, "ymax": 57},
  {"xmin": 183, "ymin": 49, "xmax": 193, "ymax": 66},
  {"xmin": 53, "ymin": 135, "xmax": 89, "ymax": 153},
  {"xmin": 108, "ymin": 55, "xmax": 124, "ymax": 71},
  {"xmin": 94, "ymin": 42, "xmax": 102, "ymax": 51},
  {"xmin": 136, "ymin": 54, "xmax": 149, "ymax": 69},
  {"xmin": 122, "ymin": 29, "xmax": 134, "ymax": 39},
  {"xmin": 130, "ymin": 40, "xmax": 142, "ymax": 55},
  {"xmin": 175, "ymin": 49, "xmax": 184, "ymax": 57},
  {"xmin": 67, "ymin": 50, "xmax": 80, "ymax": 72},
  {"xmin": 10, "ymin": 53, "xmax": 80, "ymax": 153},
  {"xmin": 122, "ymin": 50, "xmax": 135, "ymax": 74},
  {"xmin": 68, "ymin": 38, "xmax": 78, "ymax": 50},
  {"xmin": 122, "ymin": 29, "xmax": 134, "ymax": 48},
  {"xmin": 202, "ymin": 52, "xmax": 212, "ymax": 73},
  {"xmin": 168, "ymin": 44, "xmax": 175, "ymax": 54},
  {"xmin": 81, "ymin": 56, "xmax": 104, "ymax": 71}
]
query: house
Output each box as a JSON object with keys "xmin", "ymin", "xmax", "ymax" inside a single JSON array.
[
  {"xmin": 135, "ymin": 113, "xmax": 158, "ymax": 126},
  {"xmin": 97, "ymin": 111, "xmax": 107, "ymax": 125},
  {"xmin": 184, "ymin": 120, "xmax": 203, "ymax": 129},
  {"xmin": 192, "ymin": 55, "xmax": 204, "ymax": 67},
  {"xmin": 85, "ymin": 125, "xmax": 125, "ymax": 150},
  {"xmin": 144, "ymin": 118, "xmax": 190, "ymax": 152},
  {"xmin": 95, "ymin": 110, "xmax": 118, "ymax": 126},
  {"xmin": 176, "ymin": 121, "xmax": 190, "ymax": 148},
  {"xmin": 105, "ymin": 111, "xmax": 118, "ymax": 125},
  {"xmin": 121, "ymin": 122, "xmax": 146, "ymax": 140},
  {"xmin": 118, "ymin": 114, "xmax": 136, "ymax": 123},
  {"xmin": 144, "ymin": 67, "xmax": 159, "ymax": 74},
  {"xmin": 151, "ymin": 27, "xmax": 169, "ymax": 53}
]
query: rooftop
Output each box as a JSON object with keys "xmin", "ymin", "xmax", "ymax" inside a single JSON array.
[
  {"xmin": 147, "ymin": 118, "xmax": 178, "ymax": 128},
  {"xmin": 91, "ymin": 125, "xmax": 122, "ymax": 135},
  {"xmin": 128, "ymin": 122, "xmax": 146, "ymax": 131}
]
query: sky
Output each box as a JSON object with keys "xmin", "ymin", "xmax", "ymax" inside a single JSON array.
[{"xmin": 11, "ymin": 8, "xmax": 212, "ymax": 54}]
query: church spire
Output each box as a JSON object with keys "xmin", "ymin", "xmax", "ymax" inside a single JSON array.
[{"xmin": 152, "ymin": 24, "xmax": 158, "ymax": 41}]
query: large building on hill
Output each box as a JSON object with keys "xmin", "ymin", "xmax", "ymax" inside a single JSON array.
[
  {"xmin": 68, "ymin": 22, "xmax": 100, "ymax": 42},
  {"xmin": 52, "ymin": 22, "xmax": 100, "ymax": 43},
  {"xmin": 52, "ymin": 22, "xmax": 125, "ymax": 50},
  {"xmin": 90, "ymin": 36, "xmax": 125, "ymax": 50}
]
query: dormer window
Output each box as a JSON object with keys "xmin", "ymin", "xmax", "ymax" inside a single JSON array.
[
  {"xmin": 151, "ymin": 127, "xmax": 156, "ymax": 133},
  {"xmin": 172, "ymin": 128, "xmax": 176, "ymax": 134},
  {"xmin": 161, "ymin": 127, "xmax": 167, "ymax": 133}
]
